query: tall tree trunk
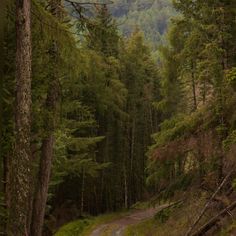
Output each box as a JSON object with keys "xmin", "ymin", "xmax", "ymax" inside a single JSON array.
[
  {"xmin": 80, "ymin": 169, "xmax": 85, "ymax": 215},
  {"xmin": 30, "ymin": 2, "xmax": 61, "ymax": 235},
  {"xmin": 7, "ymin": 0, "xmax": 32, "ymax": 235},
  {"xmin": 0, "ymin": 0, "xmax": 5, "ymax": 195},
  {"xmin": 30, "ymin": 77, "xmax": 59, "ymax": 236},
  {"xmin": 191, "ymin": 61, "xmax": 197, "ymax": 111},
  {"xmin": 0, "ymin": 2, "xmax": 6, "ymax": 233},
  {"xmin": 202, "ymin": 78, "xmax": 206, "ymax": 104},
  {"xmin": 123, "ymin": 166, "xmax": 128, "ymax": 209}
]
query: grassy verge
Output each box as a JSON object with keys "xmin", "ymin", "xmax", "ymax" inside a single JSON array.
[
  {"xmin": 124, "ymin": 192, "xmax": 210, "ymax": 236},
  {"xmin": 55, "ymin": 200, "xmax": 152, "ymax": 236},
  {"xmin": 219, "ymin": 221, "xmax": 236, "ymax": 236},
  {"xmin": 125, "ymin": 218, "xmax": 157, "ymax": 236},
  {"xmin": 55, "ymin": 211, "xmax": 128, "ymax": 236}
]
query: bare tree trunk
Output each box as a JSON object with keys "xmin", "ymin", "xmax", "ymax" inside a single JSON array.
[
  {"xmin": 7, "ymin": 0, "xmax": 32, "ymax": 235},
  {"xmin": 0, "ymin": 0, "xmax": 4, "ymax": 164},
  {"xmin": 124, "ymin": 166, "xmax": 128, "ymax": 209},
  {"xmin": 80, "ymin": 169, "xmax": 85, "ymax": 215},
  {"xmin": 202, "ymin": 79, "xmax": 206, "ymax": 104},
  {"xmin": 30, "ymin": 78, "xmax": 59, "ymax": 236},
  {"xmin": 30, "ymin": 2, "xmax": 61, "ymax": 234},
  {"xmin": 30, "ymin": 137, "xmax": 54, "ymax": 236},
  {"xmin": 0, "ymin": 0, "xmax": 5, "ymax": 199},
  {"xmin": 191, "ymin": 61, "xmax": 197, "ymax": 111}
]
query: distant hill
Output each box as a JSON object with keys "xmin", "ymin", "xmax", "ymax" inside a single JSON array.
[
  {"xmin": 109, "ymin": 0, "xmax": 176, "ymax": 47},
  {"xmin": 66, "ymin": 0, "xmax": 176, "ymax": 48}
]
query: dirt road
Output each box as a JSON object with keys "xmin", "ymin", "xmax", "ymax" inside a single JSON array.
[{"xmin": 90, "ymin": 204, "xmax": 171, "ymax": 236}]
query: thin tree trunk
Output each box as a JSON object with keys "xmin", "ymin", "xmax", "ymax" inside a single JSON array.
[
  {"xmin": 191, "ymin": 61, "xmax": 197, "ymax": 111},
  {"xmin": 202, "ymin": 78, "xmax": 206, "ymax": 104},
  {"xmin": 130, "ymin": 120, "xmax": 135, "ymax": 174},
  {"xmin": 0, "ymin": 0, "xmax": 4, "ymax": 167},
  {"xmin": 3, "ymin": 156, "xmax": 9, "ymax": 207},
  {"xmin": 124, "ymin": 166, "xmax": 128, "ymax": 209},
  {"xmin": 80, "ymin": 169, "xmax": 85, "ymax": 215},
  {"xmin": 7, "ymin": 0, "xmax": 32, "ymax": 235},
  {"xmin": 0, "ymin": 0, "xmax": 5, "ymax": 199},
  {"xmin": 130, "ymin": 119, "xmax": 135, "ymax": 204}
]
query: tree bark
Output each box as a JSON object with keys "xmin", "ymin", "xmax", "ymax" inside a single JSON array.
[
  {"xmin": 0, "ymin": 0, "xmax": 4, "ymax": 164},
  {"xmin": 0, "ymin": 0, "xmax": 5, "ymax": 196},
  {"xmin": 124, "ymin": 166, "xmax": 128, "ymax": 209},
  {"xmin": 7, "ymin": 0, "xmax": 32, "ymax": 235},
  {"xmin": 191, "ymin": 61, "xmax": 197, "ymax": 111},
  {"xmin": 30, "ymin": 2, "xmax": 61, "ymax": 235},
  {"xmin": 80, "ymin": 169, "xmax": 85, "ymax": 215},
  {"xmin": 30, "ymin": 78, "xmax": 59, "ymax": 236}
]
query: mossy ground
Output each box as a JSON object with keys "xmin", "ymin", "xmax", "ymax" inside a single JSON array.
[
  {"xmin": 124, "ymin": 191, "xmax": 219, "ymax": 236},
  {"xmin": 55, "ymin": 211, "xmax": 128, "ymax": 236},
  {"xmin": 55, "ymin": 201, "xmax": 151, "ymax": 236}
]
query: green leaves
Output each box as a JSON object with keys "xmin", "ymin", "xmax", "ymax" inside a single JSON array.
[{"xmin": 226, "ymin": 67, "xmax": 236, "ymax": 83}]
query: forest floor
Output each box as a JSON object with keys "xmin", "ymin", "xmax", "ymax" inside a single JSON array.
[{"xmin": 89, "ymin": 203, "xmax": 171, "ymax": 236}]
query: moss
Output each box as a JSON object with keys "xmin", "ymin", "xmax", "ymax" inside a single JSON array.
[
  {"xmin": 55, "ymin": 219, "xmax": 92, "ymax": 236},
  {"xmin": 55, "ymin": 211, "xmax": 128, "ymax": 236}
]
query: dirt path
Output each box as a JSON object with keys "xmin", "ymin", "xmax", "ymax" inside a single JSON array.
[{"xmin": 90, "ymin": 204, "xmax": 171, "ymax": 236}]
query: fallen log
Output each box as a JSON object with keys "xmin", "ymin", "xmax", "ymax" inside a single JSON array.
[
  {"xmin": 192, "ymin": 200, "xmax": 236, "ymax": 236},
  {"xmin": 185, "ymin": 170, "xmax": 233, "ymax": 236}
]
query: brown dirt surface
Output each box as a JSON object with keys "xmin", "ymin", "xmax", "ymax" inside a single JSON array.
[{"xmin": 90, "ymin": 203, "xmax": 171, "ymax": 236}]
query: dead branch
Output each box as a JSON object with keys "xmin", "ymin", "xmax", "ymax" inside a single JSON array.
[
  {"xmin": 185, "ymin": 170, "xmax": 234, "ymax": 236},
  {"xmin": 192, "ymin": 200, "xmax": 236, "ymax": 236}
]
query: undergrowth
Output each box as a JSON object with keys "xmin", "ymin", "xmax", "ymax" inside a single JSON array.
[
  {"xmin": 55, "ymin": 211, "xmax": 129, "ymax": 236},
  {"xmin": 124, "ymin": 191, "xmax": 216, "ymax": 236}
]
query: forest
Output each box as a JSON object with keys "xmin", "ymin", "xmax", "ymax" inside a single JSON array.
[{"xmin": 0, "ymin": 0, "xmax": 236, "ymax": 236}]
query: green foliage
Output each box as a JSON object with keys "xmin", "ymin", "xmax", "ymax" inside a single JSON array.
[
  {"xmin": 86, "ymin": 5, "xmax": 120, "ymax": 56},
  {"xmin": 147, "ymin": 0, "xmax": 236, "ymax": 203},
  {"xmin": 223, "ymin": 130, "xmax": 236, "ymax": 150},
  {"xmin": 2, "ymin": 0, "xmax": 236, "ymax": 234},
  {"xmin": 150, "ymin": 111, "xmax": 203, "ymax": 149},
  {"xmin": 226, "ymin": 67, "xmax": 236, "ymax": 90},
  {"xmin": 55, "ymin": 211, "xmax": 128, "ymax": 236},
  {"xmin": 154, "ymin": 204, "xmax": 182, "ymax": 224},
  {"xmin": 111, "ymin": 0, "xmax": 176, "ymax": 48},
  {"xmin": 55, "ymin": 218, "xmax": 92, "ymax": 236}
]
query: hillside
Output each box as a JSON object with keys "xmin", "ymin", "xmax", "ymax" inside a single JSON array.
[
  {"xmin": 72, "ymin": 0, "xmax": 176, "ymax": 47},
  {"xmin": 110, "ymin": 0, "xmax": 176, "ymax": 46}
]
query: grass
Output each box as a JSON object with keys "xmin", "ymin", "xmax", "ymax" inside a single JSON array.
[
  {"xmin": 125, "ymin": 218, "xmax": 157, "ymax": 236},
  {"xmin": 55, "ymin": 200, "xmax": 152, "ymax": 236},
  {"xmin": 124, "ymin": 191, "xmax": 211, "ymax": 236},
  {"xmin": 55, "ymin": 218, "xmax": 92, "ymax": 236},
  {"xmin": 55, "ymin": 211, "xmax": 128, "ymax": 236},
  {"xmin": 219, "ymin": 221, "xmax": 236, "ymax": 236}
]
